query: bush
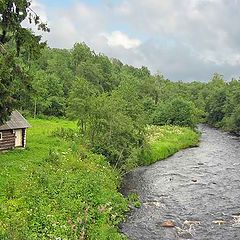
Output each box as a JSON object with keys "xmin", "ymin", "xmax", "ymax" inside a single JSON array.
[
  {"xmin": 223, "ymin": 106, "xmax": 240, "ymax": 133},
  {"xmin": 152, "ymin": 98, "xmax": 198, "ymax": 128}
]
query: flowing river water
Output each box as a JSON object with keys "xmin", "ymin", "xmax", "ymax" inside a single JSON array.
[{"xmin": 121, "ymin": 125, "xmax": 240, "ymax": 240}]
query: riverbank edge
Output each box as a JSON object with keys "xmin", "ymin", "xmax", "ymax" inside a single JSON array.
[
  {"xmin": 205, "ymin": 122, "xmax": 240, "ymax": 136},
  {"xmin": 126, "ymin": 125, "xmax": 200, "ymax": 168},
  {"xmin": 118, "ymin": 125, "xmax": 200, "ymax": 237}
]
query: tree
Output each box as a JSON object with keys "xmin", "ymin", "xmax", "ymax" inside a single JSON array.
[
  {"xmin": 221, "ymin": 79, "xmax": 240, "ymax": 132},
  {"xmin": 205, "ymin": 74, "xmax": 227, "ymax": 126},
  {"xmin": 0, "ymin": 0, "xmax": 49, "ymax": 51},
  {"xmin": 83, "ymin": 92, "xmax": 145, "ymax": 166},
  {"xmin": 67, "ymin": 73, "xmax": 147, "ymax": 165},
  {"xmin": 0, "ymin": 0, "xmax": 49, "ymax": 123},
  {"xmin": 67, "ymin": 77, "xmax": 99, "ymax": 132},
  {"xmin": 0, "ymin": 51, "xmax": 16, "ymax": 123},
  {"xmin": 152, "ymin": 97, "xmax": 198, "ymax": 128}
]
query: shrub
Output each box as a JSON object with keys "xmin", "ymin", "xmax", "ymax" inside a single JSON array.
[{"xmin": 152, "ymin": 98, "xmax": 198, "ymax": 128}]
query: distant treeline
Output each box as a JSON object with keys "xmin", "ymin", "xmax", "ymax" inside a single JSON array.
[{"xmin": 13, "ymin": 43, "xmax": 238, "ymax": 133}]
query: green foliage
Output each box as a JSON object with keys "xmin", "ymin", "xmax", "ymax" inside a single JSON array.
[
  {"xmin": 223, "ymin": 106, "xmax": 240, "ymax": 132},
  {"xmin": 230, "ymin": 106, "xmax": 240, "ymax": 132},
  {"xmin": 121, "ymin": 148, "xmax": 142, "ymax": 173},
  {"xmin": 0, "ymin": 0, "xmax": 49, "ymax": 48},
  {"xmin": 67, "ymin": 72, "xmax": 148, "ymax": 166},
  {"xmin": 0, "ymin": 51, "xmax": 16, "ymax": 124},
  {"xmin": 0, "ymin": 0, "xmax": 49, "ymax": 123},
  {"xmin": 127, "ymin": 193, "xmax": 141, "ymax": 208},
  {"xmin": 67, "ymin": 77, "xmax": 99, "ymax": 132},
  {"xmin": 204, "ymin": 74, "xmax": 227, "ymax": 126},
  {"xmin": 152, "ymin": 97, "xmax": 198, "ymax": 128},
  {"xmin": 188, "ymin": 73, "xmax": 240, "ymax": 133},
  {"xmin": 86, "ymin": 92, "xmax": 144, "ymax": 165}
]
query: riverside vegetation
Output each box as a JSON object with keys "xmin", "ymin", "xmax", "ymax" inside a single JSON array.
[
  {"xmin": 0, "ymin": 119, "xmax": 199, "ymax": 239},
  {"xmin": 0, "ymin": 1, "xmax": 239, "ymax": 239}
]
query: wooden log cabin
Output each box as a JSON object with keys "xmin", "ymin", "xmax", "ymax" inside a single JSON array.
[{"xmin": 0, "ymin": 111, "xmax": 31, "ymax": 151}]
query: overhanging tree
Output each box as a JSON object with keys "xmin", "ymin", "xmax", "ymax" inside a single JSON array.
[{"xmin": 0, "ymin": 0, "xmax": 49, "ymax": 124}]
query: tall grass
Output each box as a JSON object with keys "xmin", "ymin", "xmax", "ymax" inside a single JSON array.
[
  {"xmin": 0, "ymin": 119, "xmax": 128, "ymax": 240},
  {"xmin": 141, "ymin": 125, "xmax": 199, "ymax": 165}
]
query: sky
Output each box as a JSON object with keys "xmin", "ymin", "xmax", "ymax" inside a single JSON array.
[{"xmin": 30, "ymin": 0, "xmax": 240, "ymax": 82}]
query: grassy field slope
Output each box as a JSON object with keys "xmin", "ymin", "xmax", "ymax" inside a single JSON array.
[
  {"xmin": 0, "ymin": 118, "xmax": 76, "ymax": 191},
  {"xmin": 0, "ymin": 119, "xmax": 128, "ymax": 240}
]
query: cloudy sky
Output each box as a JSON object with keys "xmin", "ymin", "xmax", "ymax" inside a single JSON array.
[{"xmin": 31, "ymin": 0, "xmax": 240, "ymax": 82}]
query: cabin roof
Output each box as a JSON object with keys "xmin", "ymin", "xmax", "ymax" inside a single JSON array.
[{"xmin": 0, "ymin": 111, "xmax": 31, "ymax": 131}]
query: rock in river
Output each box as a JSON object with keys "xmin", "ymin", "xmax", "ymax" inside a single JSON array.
[{"xmin": 160, "ymin": 220, "xmax": 175, "ymax": 227}]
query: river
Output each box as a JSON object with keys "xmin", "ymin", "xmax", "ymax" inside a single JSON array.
[{"xmin": 121, "ymin": 125, "xmax": 240, "ymax": 240}]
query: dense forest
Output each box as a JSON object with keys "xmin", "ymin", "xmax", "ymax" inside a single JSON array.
[
  {"xmin": 1, "ymin": 1, "xmax": 240, "ymax": 239},
  {"xmin": 4, "ymin": 41, "xmax": 240, "ymax": 134},
  {"xmin": 2, "ymin": 41, "xmax": 240, "ymax": 164}
]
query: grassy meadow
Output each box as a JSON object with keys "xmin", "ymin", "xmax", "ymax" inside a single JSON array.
[
  {"xmin": 0, "ymin": 118, "xmax": 76, "ymax": 189},
  {"xmin": 0, "ymin": 119, "xmax": 128, "ymax": 240},
  {"xmin": 0, "ymin": 119, "xmax": 199, "ymax": 239}
]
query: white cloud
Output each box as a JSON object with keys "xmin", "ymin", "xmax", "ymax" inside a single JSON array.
[
  {"xmin": 31, "ymin": 0, "xmax": 48, "ymax": 22},
  {"xmin": 110, "ymin": 0, "xmax": 240, "ymax": 79},
  {"xmin": 50, "ymin": 3, "xmax": 106, "ymax": 49},
  {"xmin": 102, "ymin": 31, "xmax": 141, "ymax": 49},
  {"xmin": 22, "ymin": 0, "xmax": 48, "ymax": 33},
  {"xmin": 31, "ymin": 0, "xmax": 240, "ymax": 81}
]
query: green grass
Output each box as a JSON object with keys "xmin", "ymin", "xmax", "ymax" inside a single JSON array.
[
  {"xmin": 141, "ymin": 125, "xmax": 200, "ymax": 165},
  {"xmin": 0, "ymin": 118, "xmax": 76, "ymax": 192},
  {"xmin": 0, "ymin": 119, "xmax": 128, "ymax": 240}
]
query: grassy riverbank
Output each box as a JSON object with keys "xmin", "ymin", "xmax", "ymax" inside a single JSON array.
[
  {"xmin": 0, "ymin": 119, "xmax": 199, "ymax": 239},
  {"xmin": 141, "ymin": 125, "xmax": 199, "ymax": 165}
]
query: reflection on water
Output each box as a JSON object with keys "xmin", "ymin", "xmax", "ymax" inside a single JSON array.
[{"xmin": 121, "ymin": 125, "xmax": 240, "ymax": 240}]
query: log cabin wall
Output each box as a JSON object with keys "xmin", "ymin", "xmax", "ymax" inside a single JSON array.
[{"xmin": 0, "ymin": 130, "xmax": 15, "ymax": 151}]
